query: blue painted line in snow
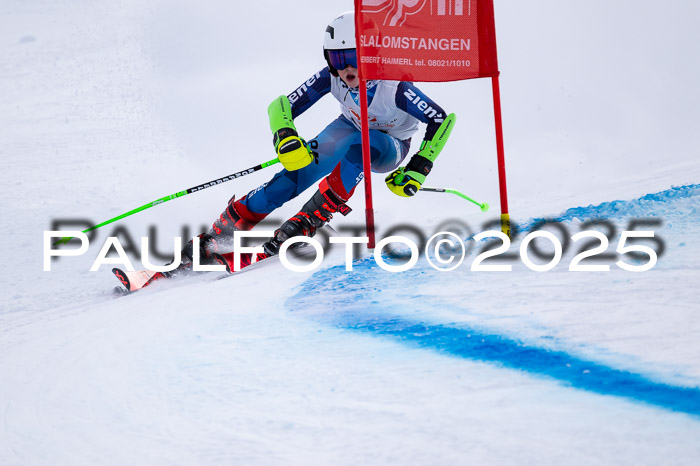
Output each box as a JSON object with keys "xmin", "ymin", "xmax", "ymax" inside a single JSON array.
[
  {"xmin": 344, "ymin": 314, "xmax": 700, "ymax": 417},
  {"xmin": 516, "ymin": 183, "xmax": 700, "ymax": 233},
  {"xmin": 290, "ymin": 262, "xmax": 700, "ymax": 417},
  {"xmin": 289, "ymin": 184, "xmax": 700, "ymax": 416},
  {"xmin": 287, "ymin": 260, "xmax": 700, "ymax": 416}
]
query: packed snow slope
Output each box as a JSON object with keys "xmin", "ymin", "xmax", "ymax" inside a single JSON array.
[{"xmin": 2, "ymin": 1, "xmax": 700, "ymax": 465}]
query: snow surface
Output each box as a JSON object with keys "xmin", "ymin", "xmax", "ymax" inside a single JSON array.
[{"xmin": 2, "ymin": 0, "xmax": 700, "ymax": 464}]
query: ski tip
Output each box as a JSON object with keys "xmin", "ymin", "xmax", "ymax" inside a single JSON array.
[{"xmin": 112, "ymin": 267, "xmax": 131, "ymax": 291}]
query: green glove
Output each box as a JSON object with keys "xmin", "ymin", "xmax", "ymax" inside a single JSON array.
[{"xmin": 385, "ymin": 164, "xmax": 427, "ymax": 197}]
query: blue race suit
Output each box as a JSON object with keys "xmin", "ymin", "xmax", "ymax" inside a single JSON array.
[{"xmin": 238, "ymin": 67, "xmax": 447, "ymax": 216}]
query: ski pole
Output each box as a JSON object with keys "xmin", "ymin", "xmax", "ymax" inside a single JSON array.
[
  {"xmin": 419, "ymin": 187, "xmax": 489, "ymax": 212},
  {"xmin": 55, "ymin": 157, "xmax": 281, "ymax": 245}
]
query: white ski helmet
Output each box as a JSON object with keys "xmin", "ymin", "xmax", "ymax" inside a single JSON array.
[{"xmin": 323, "ymin": 11, "xmax": 357, "ymax": 76}]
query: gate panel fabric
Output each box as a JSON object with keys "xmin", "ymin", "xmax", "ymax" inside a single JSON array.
[{"xmin": 355, "ymin": 0, "xmax": 499, "ymax": 82}]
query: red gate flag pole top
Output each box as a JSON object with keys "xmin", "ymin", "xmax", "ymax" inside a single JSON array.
[{"xmin": 353, "ymin": 0, "xmax": 511, "ymax": 239}]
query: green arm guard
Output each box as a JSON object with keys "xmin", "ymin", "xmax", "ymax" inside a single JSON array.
[
  {"xmin": 268, "ymin": 95, "xmax": 297, "ymax": 134},
  {"xmin": 267, "ymin": 95, "xmax": 313, "ymax": 170},
  {"xmin": 417, "ymin": 113, "xmax": 456, "ymax": 162},
  {"xmin": 397, "ymin": 113, "xmax": 456, "ymax": 185}
]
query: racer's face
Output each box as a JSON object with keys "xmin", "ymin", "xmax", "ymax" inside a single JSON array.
[{"xmin": 338, "ymin": 66, "xmax": 359, "ymax": 89}]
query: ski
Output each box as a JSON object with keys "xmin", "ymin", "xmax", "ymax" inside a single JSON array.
[
  {"xmin": 210, "ymin": 251, "xmax": 270, "ymax": 274},
  {"xmin": 111, "ymin": 251, "xmax": 273, "ymax": 294},
  {"xmin": 111, "ymin": 227, "xmax": 335, "ymax": 294},
  {"xmin": 111, "ymin": 267, "xmax": 173, "ymax": 294}
]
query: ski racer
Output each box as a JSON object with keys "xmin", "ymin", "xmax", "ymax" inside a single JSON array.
[{"xmin": 180, "ymin": 11, "xmax": 456, "ymax": 269}]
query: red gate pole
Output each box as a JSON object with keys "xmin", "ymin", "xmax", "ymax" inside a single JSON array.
[
  {"xmin": 491, "ymin": 74, "xmax": 511, "ymax": 238},
  {"xmin": 358, "ymin": 77, "xmax": 376, "ymax": 248}
]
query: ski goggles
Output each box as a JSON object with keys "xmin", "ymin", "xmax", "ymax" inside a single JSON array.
[{"xmin": 327, "ymin": 48, "xmax": 357, "ymax": 70}]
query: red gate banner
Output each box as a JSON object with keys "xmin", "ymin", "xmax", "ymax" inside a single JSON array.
[{"xmin": 355, "ymin": 0, "xmax": 499, "ymax": 82}]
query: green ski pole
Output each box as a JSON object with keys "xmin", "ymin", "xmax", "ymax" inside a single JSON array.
[
  {"xmin": 55, "ymin": 157, "xmax": 280, "ymax": 245},
  {"xmin": 419, "ymin": 186, "xmax": 489, "ymax": 212}
]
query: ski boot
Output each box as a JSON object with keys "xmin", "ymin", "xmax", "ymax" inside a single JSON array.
[
  {"xmin": 262, "ymin": 180, "xmax": 351, "ymax": 256},
  {"xmin": 210, "ymin": 179, "xmax": 351, "ymax": 273},
  {"xmin": 178, "ymin": 196, "xmax": 266, "ymax": 271}
]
